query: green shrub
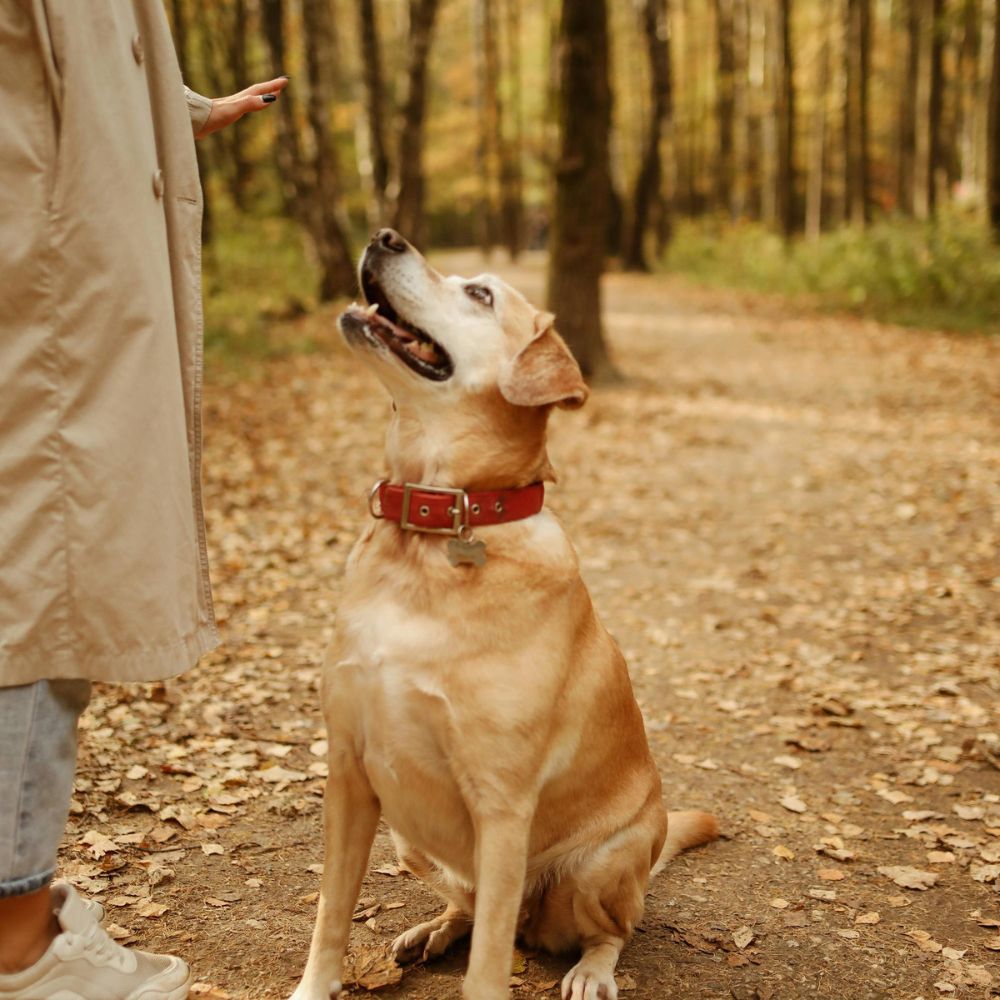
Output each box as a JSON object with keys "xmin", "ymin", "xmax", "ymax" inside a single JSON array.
[{"xmin": 665, "ymin": 214, "xmax": 1000, "ymax": 334}]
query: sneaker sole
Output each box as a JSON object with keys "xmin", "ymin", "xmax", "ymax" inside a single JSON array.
[
  {"xmin": 126, "ymin": 963, "xmax": 192, "ymax": 1000},
  {"xmin": 44, "ymin": 970, "xmax": 191, "ymax": 1000}
]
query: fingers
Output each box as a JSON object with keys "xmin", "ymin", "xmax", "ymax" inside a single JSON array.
[
  {"xmin": 246, "ymin": 76, "xmax": 289, "ymax": 96},
  {"xmin": 235, "ymin": 93, "xmax": 277, "ymax": 116}
]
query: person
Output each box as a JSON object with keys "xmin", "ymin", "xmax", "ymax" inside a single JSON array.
[{"xmin": 0, "ymin": 3, "xmax": 287, "ymax": 997}]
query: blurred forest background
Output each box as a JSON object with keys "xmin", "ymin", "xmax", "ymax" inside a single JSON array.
[{"xmin": 168, "ymin": 0, "xmax": 1000, "ymax": 376}]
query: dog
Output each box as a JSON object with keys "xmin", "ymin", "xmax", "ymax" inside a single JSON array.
[{"xmin": 290, "ymin": 230, "xmax": 717, "ymax": 1000}]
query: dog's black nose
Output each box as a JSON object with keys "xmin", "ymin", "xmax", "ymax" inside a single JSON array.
[{"xmin": 373, "ymin": 228, "xmax": 408, "ymax": 254}]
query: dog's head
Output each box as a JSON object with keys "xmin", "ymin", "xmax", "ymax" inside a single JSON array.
[{"xmin": 339, "ymin": 230, "xmax": 588, "ymax": 485}]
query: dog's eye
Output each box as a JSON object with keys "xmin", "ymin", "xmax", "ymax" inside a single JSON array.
[{"xmin": 465, "ymin": 284, "xmax": 494, "ymax": 308}]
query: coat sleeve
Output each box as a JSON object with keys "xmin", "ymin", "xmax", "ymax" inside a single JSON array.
[{"xmin": 184, "ymin": 85, "xmax": 212, "ymax": 135}]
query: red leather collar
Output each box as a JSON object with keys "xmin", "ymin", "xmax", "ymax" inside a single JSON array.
[{"xmin": 371, "ymin": 480, "xmax": 545, "ymax": 536}]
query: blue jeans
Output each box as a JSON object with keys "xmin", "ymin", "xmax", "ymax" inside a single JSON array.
[{"xmin": 0, "ymin": 680, "xmax": 90, "ymax": 898}]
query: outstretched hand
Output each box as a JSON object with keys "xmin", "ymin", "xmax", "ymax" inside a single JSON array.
[{"xmin": 195, "ymin": 77, "xmax": 289, "ymax": 139}]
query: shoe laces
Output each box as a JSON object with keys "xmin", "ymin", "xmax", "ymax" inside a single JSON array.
[{"xmin": 73, "ymin": 921, "xmax": 129, "ymax": 971}]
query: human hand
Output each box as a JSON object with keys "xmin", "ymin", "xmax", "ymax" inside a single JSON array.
[{"xmin": 195, "ymin": 76, "xmax": 289, "ymax": 139}]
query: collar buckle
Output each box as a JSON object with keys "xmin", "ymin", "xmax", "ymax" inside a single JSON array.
[{"xmin": 400, "ymin": 483, "xmax": 469, "ymax": 536}]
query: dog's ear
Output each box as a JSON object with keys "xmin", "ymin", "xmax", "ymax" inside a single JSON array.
[{"xmin": 499, "ymin": 312, "xmax": 589, "ymax": 410}]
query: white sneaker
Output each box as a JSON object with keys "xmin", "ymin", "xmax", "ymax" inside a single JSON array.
[{"xmin": 0, "ymin": 882, "xmax": 191, "ymax": 1000}]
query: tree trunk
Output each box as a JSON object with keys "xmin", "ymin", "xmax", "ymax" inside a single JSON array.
[
  {"xmin": 356, "ymin": 0, "xmax": 391, "ymax": 224},
  {"xmin": 731, "ymin": 0, "xmax": 751, "ymax": 218},
  {"xmin": 226, "ymin": 0, "xmax": 251, "ymax": 210},
  {"xmin": 261, "ymin": 0, "xmax": 356, "ymax": 301},
  {"xmin": 169, "ymin": 0, "xmax": 213, "ymax": 244},
  {"xmin": 897, "ymin": 0, "xmax": 919, "ymax": 213},
  {"xmin": 393, "ymin": 0, "xmax": 441, "ymax": 247},
  {"xmin": 775, "ymin": 0, "xmax": 796, "ymax": 237},
  {"xmin": 927, "ymin": 0, "xmax": 945, "ymax": 214},
  {"xmin": 499, "ymin": 0, "xmax": 525, "ymax": 259},
  {"xmin": 302, "ymin": 0, "xmax": 358, "ymax": 300},
  {"xmin": 760, "ymin": 0, "xmax": 778, "ymax": 226},
  {"xmin": 989, "ymin": 0, "xmax": 1000, "ymax": 240},
  {"xmin": 806, "ymin": 11, "xmax": 830, "ymax": 240},
  {"xmin": 547, "ymin": 0, "xmax": 616, "ymax": 381},
  {"xmin": 475, "ymin": 0, "xmax": 502, "ymax": 255},
  {"xmin": 714, "ymin": 0, "xmax": 736, "ymax": 215},
  {"xmin": 845, "ymin": 0, "xmax": 871, "ymax": 226},
  {"xmin": 624, "ymin": 0, "xmax": 673, "ymax": 271},
  {"xmin": 956, "ymin": 0, "xmax": 981, "ymax": 191}
]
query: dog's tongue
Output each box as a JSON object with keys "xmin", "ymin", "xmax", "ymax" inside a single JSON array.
[{"xmin": 407, "ymin": 340, "xmax": 442, "ymax": 364}]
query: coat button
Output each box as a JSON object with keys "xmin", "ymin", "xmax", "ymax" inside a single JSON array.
[
  {"xmin": 132, "ymin": 34, "xmax": 144, "ymax": 64},
  {"xmin": 152, "ymin": 169, "xmax": 165, "ymax": 199}
]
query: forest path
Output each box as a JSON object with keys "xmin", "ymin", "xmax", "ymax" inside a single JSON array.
[{"xmin": 67, "ymin": 253, "xmax": 1000, "ymax": 999}]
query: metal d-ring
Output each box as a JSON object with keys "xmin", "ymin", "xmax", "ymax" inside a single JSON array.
[{"xmin": 368, "ymin": 479, "xmax": 387, "ymax": 519}]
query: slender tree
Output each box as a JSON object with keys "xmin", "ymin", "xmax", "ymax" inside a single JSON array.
[
  {"xmin": 169, "ymin": 0, "xmax": 213, "ymax": 243},
  {"xmin": 393, "ymin": 0, "xmax": 442, "ymax": 246},
  {"xmin": 547, "ymin": 0, "xmax": 616, "ymax": 380},
  {"xmin": 302, "ymin": 0, "xmax": 357, "ymax": 299},
  {"xmin": 624, "ymin": 0, "xmax": 673, "ymax": 270},
  {"xmin": 356, "ymin": 0, "xmax": 391, "ymax": 223},
  {"xmin": 227, "ymin": 0, "xmax": 251, "ymax": 210},
  {"xmin": 731, "ymin": 0, "xmax": 752, "ymax": 219},
  {"xmin": 927, "ymin": 0, "xmax": 946, "ymax": 213},
  {"xmin": 957, "ymin": 0, "xmax": 982, "ymax": 191},
  {"xmin": 714, "ymin": 0, "xmax": 737, "ymax": 215},
  {"xmin": 775, "ymin": 0, "xmax": 796, "ymax": 236},
  {"xmin": 897, "ymin": 0, "xmax": 920, "ymax": 213},
  {"xmin": 806, "ymin": 9, "xmax": 831, "ymax": 239},
  {"xmin": 475, "ymin": 0, "xmax": 502, "ymax": 254},
  {"xmin": 261, "ymin": 0, "xmax": 356, "ymax": 300},
  {"xmin": 499, "ymin": 0, "xmax": 525, "ymax": 258},
  {"xmin": 989, "ymin": 0, "xmax": 1000, "ymax": 240},
  {"xmin": 845, "ymin": 0, "xmax": 871, "ymax": 225}
]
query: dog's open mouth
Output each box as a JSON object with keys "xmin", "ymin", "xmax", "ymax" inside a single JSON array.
[{"xmin": 342, "ymin": 272, "xmax": 454, "ymax": 382}]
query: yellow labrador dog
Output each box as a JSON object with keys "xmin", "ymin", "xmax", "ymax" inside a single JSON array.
[{"xmin": 291, "ymin": 230, "xmax": 717, "ymax": 1000}]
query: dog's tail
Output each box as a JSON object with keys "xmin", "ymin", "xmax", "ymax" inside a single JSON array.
[{"xmin": 651, "ymin": 810, "xmax": 719, "ymax": 877}]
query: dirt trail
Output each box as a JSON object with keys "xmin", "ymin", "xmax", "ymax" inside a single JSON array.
[{"xmin": 66, "ymin": 254, "xmax": 1000, "ymax": 999}]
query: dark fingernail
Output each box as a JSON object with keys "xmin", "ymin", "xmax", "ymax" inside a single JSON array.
[{"xmin": 263, "ymin": 94, "xmax": 277, "ymax": 103}]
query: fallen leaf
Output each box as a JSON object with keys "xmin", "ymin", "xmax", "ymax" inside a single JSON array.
[
  {"xmin": 81, "ymin": 831, "xmax": 119, "ymax": 859},
  {"xmin": 341, "ymin": 943, "xmax": 402, "ymax": 991},
  {"xmin": 772, "ymin": 845, "xmax": 795, "ymax": 860},
  {"xmin": 201, "ymin": 843, "xmax": 224, "ymax": 856},
  {"xmin": 817, "ymin": 869, "xmax": 846, "ymax": 881},
  {"xmin": 855, "ymin": 912, "xmax": 880, "ymax": 924},
  {"xmin": 780, "ymin": 795, "xmax": 807, "ymax": 814},
  {"xmin": 877, "ymin": 866, "xmax": 939, "ymax": 890},
  {"xmin": 808, "ymin": 888, "xmax": 837, "ymax": 901},
  {"xmin": 770, "ymin": 898, "xmax": 790, "ymax": 909},
  {"xmin": 954, "ymin": 805, "xmax": 985, "ymax": 820},
  {"xmin": 732, "ymin": 926, "xmax": 754, "ymax": 950}
]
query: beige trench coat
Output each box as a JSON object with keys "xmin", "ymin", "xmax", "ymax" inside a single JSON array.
[{"xmin": 0, "ymin": 0, "xmax": 219, "ymax": 686}]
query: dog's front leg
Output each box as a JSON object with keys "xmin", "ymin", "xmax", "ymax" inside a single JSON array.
[
  {"xmin": 462, "ymin": 812, "xmax": 531, "ymax": 1000},
  {"xmin": 290, "ymin": 752, "xmax": 380, "ymax": 1000}
]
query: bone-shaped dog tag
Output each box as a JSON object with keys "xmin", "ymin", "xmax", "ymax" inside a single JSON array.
[{"xmin": 447, "ymin": 537, "xmax": 487, "ymax": 567}]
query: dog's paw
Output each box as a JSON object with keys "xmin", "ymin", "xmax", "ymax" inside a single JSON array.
[
  {"xmin": 392, "ymin": 923, "xmax": 434, "ymax": 964},
  {"xmin": 561, "ymin": 961, "xmax": 618, "ymax": 1000},
  {"xmin": 288, "ymin": 978, "xmax": 342, "ymax": 1000},
  {"xmin": 392, "ymin": 917, "xmax": 470, "ymax": 964}
]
